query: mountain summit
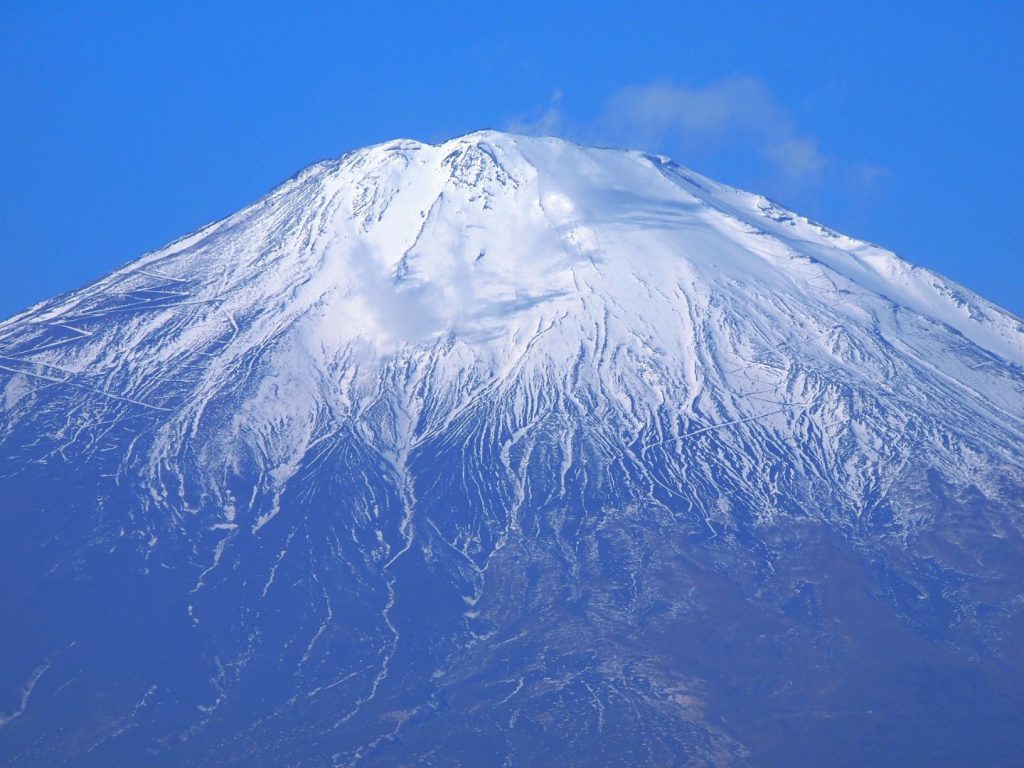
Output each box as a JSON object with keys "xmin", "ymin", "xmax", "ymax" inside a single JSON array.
[{"xmin": 2, "ymin": 132, "xmax": 1023, "ymax": 766}]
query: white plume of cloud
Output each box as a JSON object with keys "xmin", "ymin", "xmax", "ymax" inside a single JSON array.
[
  {"xmin": 506, "ymin": 89, "xmax": 566, "ymax": 137},
  {"xmin": 507, "ymin": 78, "xmax": 885, "ymax": 200},
  {"xmin": 596, "ymin": 78, "xmax": 829, "ymax": 188}
]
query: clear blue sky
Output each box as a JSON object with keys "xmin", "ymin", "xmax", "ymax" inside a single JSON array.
[{"xmin": 2, "ymin": 1, "xmax": 1022, "ymax": 317}]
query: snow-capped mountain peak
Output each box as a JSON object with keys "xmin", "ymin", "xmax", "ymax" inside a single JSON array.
[{"xmin": 2, "ymin": 132, "xmax": 1023, "ymax": 766}]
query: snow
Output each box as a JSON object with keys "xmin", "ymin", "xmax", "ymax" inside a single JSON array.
[
  {"xmin": 2, "ymin": 130, "xmax": 1022, "ymax": 545},
  {"xmin": 7, "ymin": 130, "xmax": 1020, "ymax": 378}
]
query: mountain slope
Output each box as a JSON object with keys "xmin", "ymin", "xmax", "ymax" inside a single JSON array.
[{"xmin": 2, "ymin": 131, "xmax": 1023, "ymax": 767}]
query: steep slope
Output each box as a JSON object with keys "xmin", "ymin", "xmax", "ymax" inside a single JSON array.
[{"xmin": 1, "ymin": 131, "xmax": 1023, "ymax": 767}]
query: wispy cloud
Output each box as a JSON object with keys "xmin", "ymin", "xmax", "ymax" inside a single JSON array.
[
  {"xmin": 595, "ymin": 78, "xmax": 830, "ymax": 189},
  {"xmin": 506, "ymin": 88, "xmax": 565, "ymax": 137},
  {"xmin": 507, "ymin": 78, "xmax": 886, "ymax": 203}
]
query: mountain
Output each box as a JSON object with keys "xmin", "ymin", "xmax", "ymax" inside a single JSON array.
[{"xmin": 1, "ymin": 131, "xmax": 1023, "ymax": 767}]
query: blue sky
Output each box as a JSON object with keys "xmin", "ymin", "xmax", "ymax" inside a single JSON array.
[{"xmin": 1, "ymin": 1, "xmax": 1022, "ymax": 317}]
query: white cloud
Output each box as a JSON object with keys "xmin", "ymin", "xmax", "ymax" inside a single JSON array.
[
  {"xmin": 507, "ymin": 78, "xmax": 886, "ymax": 200},
  {"xmin": 595, "ymin": 78, "xmax": 830, "ymax": 189},
  {"xmin": 506, "ymin": 89, "xmax": 565, "ymax": 137},
  {"xmin": 765, "ymin": 137, "xmax": 830, "ymax": 187}
]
